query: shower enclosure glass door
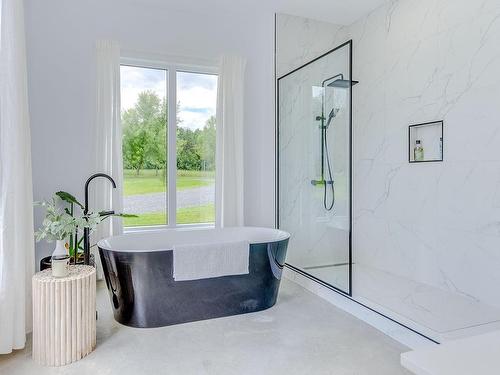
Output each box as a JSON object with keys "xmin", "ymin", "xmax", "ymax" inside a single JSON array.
[{"xmin": 278, "ymin": 41, "xmax": 353, "ymax": 294}]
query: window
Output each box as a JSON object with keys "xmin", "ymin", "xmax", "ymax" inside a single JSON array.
[
  {"xmin": 120, "ymin": 62, "xmax": 218, "ymax": 228},
  {"xmin": 176, "ymin": 72, "xmax": 218, "ymax": 224}
]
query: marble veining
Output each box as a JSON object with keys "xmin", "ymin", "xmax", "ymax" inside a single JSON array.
[
  {"xmin": 351, "ymin": 0, "xmax": 500, "ymax": 311},
  {"xmin": 276, "ymin": 14, "xmax": 348, "ymax": 78},
  {"xmin": 277, "ymin": 0, "xmax": 500, "ymax": 339}
]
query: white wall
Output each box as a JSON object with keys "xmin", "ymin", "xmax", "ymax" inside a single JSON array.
[
  {"xmin": 277, "ymin": 0, "xmax": 500, "ymax": 310},
  {"xmin": 25, "ymin": 0, "xmax": 275, "ymax": 265}
]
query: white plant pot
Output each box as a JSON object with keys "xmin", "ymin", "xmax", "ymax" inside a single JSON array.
[{"xmin": 51, "ymin": 239, "xmax": 70, "ymax": 278}]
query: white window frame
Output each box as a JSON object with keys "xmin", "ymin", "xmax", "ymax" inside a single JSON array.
[{"xmin": 120, "ymin": 53, "xmax": 219, "ymax": 232}]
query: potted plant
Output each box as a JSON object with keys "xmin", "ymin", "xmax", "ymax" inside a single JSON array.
[{"xmin": 35, "ymin": 191, "xmax": 134, "ymax": 271}]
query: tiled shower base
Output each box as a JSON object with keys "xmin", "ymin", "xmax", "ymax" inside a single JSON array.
[{"xmin": 309, "ymin": 264, "xmax": 500, "ymax": 343}]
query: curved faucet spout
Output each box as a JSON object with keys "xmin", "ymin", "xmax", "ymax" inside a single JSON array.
[
  {"xmin": 83, "ymin": 173, "xmax": 117, "ymax": 265},
  {"xmin": 84, "ymin": 173, "xmax": 116, "ymax": 214}
]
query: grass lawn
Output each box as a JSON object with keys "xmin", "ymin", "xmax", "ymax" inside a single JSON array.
[
  {"xmin": 123, "ymin": 204, "xmax": 215, "ymax": 226},
  {"xmin": 124, "ymin": 169, "xmax": 215, "ymax": 196}
]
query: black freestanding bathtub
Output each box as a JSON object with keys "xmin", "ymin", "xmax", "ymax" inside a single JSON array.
[{"xmin": 98, "ymin": 227, "xmax": 289, "ymax": 328}]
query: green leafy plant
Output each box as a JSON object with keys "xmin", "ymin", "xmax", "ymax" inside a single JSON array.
[
  {"xmin": 35, "ymin": 191, "xmax": 137, "ymax": 260},
  {"xmin": 34, "ymin": 198, "xmax": 81, "ymax": 242}
]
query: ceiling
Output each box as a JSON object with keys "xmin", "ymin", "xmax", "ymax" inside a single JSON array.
[
  {"xmin": 271, "ymin": 0, "xmax": 389, "ymax": 25},
  {"xmin": 128, "ymin": 0, "xmax": 389, "ymax": 25}
]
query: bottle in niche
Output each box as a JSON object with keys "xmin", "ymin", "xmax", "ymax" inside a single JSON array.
[{"xmin": 414, "ymin": 139, "xmax": 424, "ymax": 161}]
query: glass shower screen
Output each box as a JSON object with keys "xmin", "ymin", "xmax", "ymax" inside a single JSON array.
[{"xmin": 278, "ymin": 41, "xmax": 353, "ymax": 294}]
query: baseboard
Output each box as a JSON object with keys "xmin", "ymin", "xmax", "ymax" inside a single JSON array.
[{"xmin": 283, "ymin": 266, "xmax": 437, "ymax": 350}]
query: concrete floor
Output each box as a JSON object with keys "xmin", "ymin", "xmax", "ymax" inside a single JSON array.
[{"xmin": 0, "ymin": 279, "xmax": 411, "ymax": 375}]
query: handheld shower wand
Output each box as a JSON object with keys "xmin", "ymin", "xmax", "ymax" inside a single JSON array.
[{"xmin": 325, "ymin": 108, "xmax": 340, "ymax": 129}]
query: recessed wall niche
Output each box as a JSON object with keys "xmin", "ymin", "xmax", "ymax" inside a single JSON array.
[{"xmin": 408, "ymin": 121, "xmax": 443, "ymax": 163}]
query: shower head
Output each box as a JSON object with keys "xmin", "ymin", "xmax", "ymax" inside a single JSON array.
[{"xmin": 327, "ymin": 78, "xmax": 359, "ymax": 88}]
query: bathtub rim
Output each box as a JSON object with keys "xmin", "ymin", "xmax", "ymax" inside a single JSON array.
[{"xmin": 97, "ymin": 226, "xmax": 290, "ymax": 253}]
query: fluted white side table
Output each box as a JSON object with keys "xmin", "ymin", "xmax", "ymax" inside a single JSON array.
[{"xmin": 32, "ymin": 265, "xmax": 96, "ymax": 366}]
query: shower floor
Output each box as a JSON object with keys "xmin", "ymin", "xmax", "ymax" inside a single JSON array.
[{"xmin": 308, "ymin": 264, "xmax": 500, "ymax": 342}]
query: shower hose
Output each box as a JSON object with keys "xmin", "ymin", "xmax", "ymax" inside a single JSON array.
[{"xmin": 323, "ymin": 126, "xmax": 335, "ymax": 211}]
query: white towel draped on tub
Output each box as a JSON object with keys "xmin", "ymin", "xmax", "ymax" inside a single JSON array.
[{"xmin": 173, "ymin": 241, "xmax": 250, "ymax": 281}]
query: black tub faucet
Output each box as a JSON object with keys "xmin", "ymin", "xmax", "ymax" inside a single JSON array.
[{"xmin": 83, "ymin": 173, "xmax": 116, "ymax": 265}]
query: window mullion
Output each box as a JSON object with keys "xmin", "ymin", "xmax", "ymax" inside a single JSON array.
[{"xmin": 167, "ymin": 67, "xmax": 177, "ymax": 227}]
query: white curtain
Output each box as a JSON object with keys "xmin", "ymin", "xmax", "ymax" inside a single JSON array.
[
  {"xmin": 92, "ymin": 40, "xmax": 123, "ymax": 277},
  {"xmin": 215, "ymin": 55, "xmax": 246, "ymax": 227},
  {"xmin": 0, "ymin": 0, "xmax": 35, "ymax": 354}
]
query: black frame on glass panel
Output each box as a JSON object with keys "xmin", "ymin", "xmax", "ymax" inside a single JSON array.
[{"xmin": 275, "ymin": 39, "xmax": 354, "ymax": 296}]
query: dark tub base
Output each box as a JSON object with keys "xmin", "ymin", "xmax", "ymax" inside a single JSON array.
[{"xmin": 98, "ymin": 240, "xmax": 288, "ymax": 328}]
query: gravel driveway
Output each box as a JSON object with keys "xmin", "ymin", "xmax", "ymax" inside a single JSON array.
[{"xmin": 124, "ymin": 185, "xmax": 215, "ymax": 214}]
